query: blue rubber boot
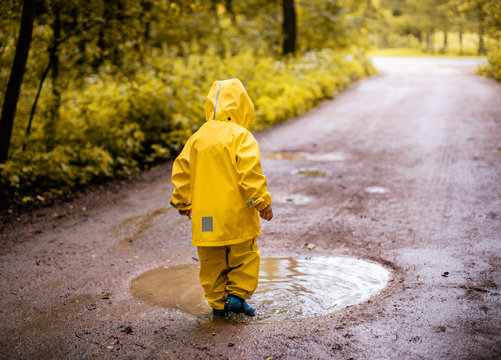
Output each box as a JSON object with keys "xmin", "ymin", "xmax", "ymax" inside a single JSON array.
[
  {"xmin": 242, "ymin": 300, "xmax": 255, "ymax": 316},
  {"xmin": 212, "ymin": 308, "xmax": 228, "ymax": 317},
  {"xmin": 225, "ymin": 295, "xmax": 255, "ymax": 316}
]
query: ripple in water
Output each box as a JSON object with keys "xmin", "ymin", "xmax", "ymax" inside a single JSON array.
[{"xmin": 131, "ymin": 257, "xmax": 390, "ymax": 323}]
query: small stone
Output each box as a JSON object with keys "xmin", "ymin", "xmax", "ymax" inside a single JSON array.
[
  {"xmin": 305, "ymin": 243, "xmax": 316, "ymax": 250},
  {"xmin": 436, "ymin": 326, "xmax": 446, "ymax": 333},
  {"xmin": 122, "ymin": 326, "xmax": 133, "ymax": 334}
]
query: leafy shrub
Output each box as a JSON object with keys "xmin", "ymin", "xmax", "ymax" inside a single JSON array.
[
  {"xmin": 477, "ymin": 43, "xmax": 501, "ymax": 82},
  {"xmin": 1, "ymin": 49, "xmax": 375, "ymax": 200}
]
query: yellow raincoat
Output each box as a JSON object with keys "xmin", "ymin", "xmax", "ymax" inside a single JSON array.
[{"xmin": 170, "ymin": 78, "xmax": 272, "ymax": 247}]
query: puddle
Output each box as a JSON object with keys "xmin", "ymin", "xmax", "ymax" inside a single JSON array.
[
  {"xmin": 285, "ymin": 195, "xmax": 311, "ymax": 205},
  {"xmin": 272, "ymin": 194, "xmax": 312, "ymax": 205},
  {"xmin": 364, "ymin": 186, "xmax": 389, "ymax": 194},
  {"xmin": 264, "ymin": 152, "xmax": 345, "ymax": 162},
  {"xmin": 131, "ymin": 257, "xmax": 390, "ymax": 323},
  {"xmin": 296, "ymin": 169, "xmax": 328, "ymax": 177},
  {"xmin": 131, "ymin": 264, "xmax": 208, "ymax": 315},
  {"xmin": 263, "ymin": 153, "xmax": 307, "ymax": 160},
  {"xmin": 305, "ymin": 152, "xmax": 345, "ymax": 162}
]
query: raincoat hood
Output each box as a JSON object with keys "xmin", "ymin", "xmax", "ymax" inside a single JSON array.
[{"xmin": 206, "ymin": 78, "xmax": 255, "ymax": 129}]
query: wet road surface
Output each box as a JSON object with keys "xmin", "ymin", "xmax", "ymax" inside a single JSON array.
[{"xmin": 1, "ymin": 57, "xmax": 500, "ymax": 359}]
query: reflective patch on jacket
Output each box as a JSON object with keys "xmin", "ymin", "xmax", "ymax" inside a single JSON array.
[{"xmin": 202, "ymin": 217, "xmax": 213, "ymax": 232}]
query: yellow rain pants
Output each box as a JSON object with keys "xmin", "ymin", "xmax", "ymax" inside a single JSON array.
[{"xmin": 197, "ymin": 239, "xmax": 260, "ymax": 310}]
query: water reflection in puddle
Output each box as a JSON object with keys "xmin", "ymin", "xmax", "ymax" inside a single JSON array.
[
  {"xmin": 365, "ymin": 186, "xmax": 389, "ymax": 194},
  {"xmin": 131, "ymin": 257, "xmax": 390, "ymax": 323}
]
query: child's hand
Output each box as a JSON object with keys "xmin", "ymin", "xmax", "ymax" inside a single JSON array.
[
  {"xmin": 179, "ymin": 209, "xmax": 192, "ymax": 219},
  {"xmin": 259, "ymin": 205, "xmax": 273, "ymax": 221}
]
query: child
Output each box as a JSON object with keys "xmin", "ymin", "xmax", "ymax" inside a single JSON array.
[{"xmin": 170, "ymin": 78, "xmax": 273, "ymax": 317}]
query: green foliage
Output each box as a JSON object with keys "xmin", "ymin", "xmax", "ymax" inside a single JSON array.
[
  {"xmin": 0, "ymin": 49, "xmax": 374, "ymax": 199},
  {"xmin": 298, "ymin": 0, "xmax": 373, "ymax": 51},
  {"xmin": 477, "ymin": 43, "xmax": 501, "ymax": 82},
  {"xmin": 0, "ymin": 0, "xmax": 377, "ymax": 201}
]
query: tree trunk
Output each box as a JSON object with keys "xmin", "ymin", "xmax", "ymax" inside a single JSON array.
[
  {"xmin": 24, "ymin": 56, "xmax": 52, "ymax": 151},
  {"xmin": 282, "ymin": 0, "xmax": 296, "ymax": 55},
  {"xmin": 416, "ymin": 32, "xmax": 422, "ymax": 44},
  {"xmin": 45, "ymin": 4, "xmax": 61, "ymax": 150},
  {"xmin": 225, "ymin": 0, "xmax": 236, "ymax": 23},
  {"xmin": 0, "ymin": 0, "xmax": 36, "ymax": 163},
  {"xmin": 141, "ymin": 0, "xmax": 152, "ymax": 43},
  {"xmin": 440, "ymin": 31, "xmax": 447, "ymax": 54},
  {"xmin": 96, "ymin": 2, "xmax": 122, "ymax": 68},
  {"xmin": 477, "ymin": 24, "xmax": 486, "ymax": 55},
  {"xmin": 459, "ymin": 30, "xmax": 463, "ymax": 55},
  {"xmin": 426, "ymin": 31, "xmax": 434, "ymax": 54}
]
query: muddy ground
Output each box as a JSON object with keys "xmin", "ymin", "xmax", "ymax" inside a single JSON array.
[{"xmin": 1, "ymin": 57, "xmax": 500, "ymax": 359}]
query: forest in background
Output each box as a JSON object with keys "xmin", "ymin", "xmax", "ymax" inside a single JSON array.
[
  {"xmin": 0, "ymin": 0, "xmax": 499, "ymax": 204},
  {"xmin": 373, "ymin": 0, "xmax": 499, "ymax": 55}
]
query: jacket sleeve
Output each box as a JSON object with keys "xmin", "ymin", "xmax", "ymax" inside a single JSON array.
[
  {"xmin": 170, "ymin": 138, "xmax": 192, "ymax": 211},
  {"xmin": 235, "ymin": 131, "xmax": 272, "ymax": 212}
]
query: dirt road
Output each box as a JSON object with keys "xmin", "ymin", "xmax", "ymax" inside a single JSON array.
[{"xmin": 1, "ymin": 57, "xmax": 500, "ymax": 359}]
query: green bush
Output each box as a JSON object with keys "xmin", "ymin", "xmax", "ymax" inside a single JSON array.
[
  {"xmin": 1, "ymin": 49, "xmax": 376, "ymax": 200},
  {"xmin": 477, "ymin": 43, "xmax": 501, "ymax": 82}
]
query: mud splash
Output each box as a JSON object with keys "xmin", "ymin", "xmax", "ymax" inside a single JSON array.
[{"xmin": 131, "ymin": 257, "xmax": 390, "ymax": 322}]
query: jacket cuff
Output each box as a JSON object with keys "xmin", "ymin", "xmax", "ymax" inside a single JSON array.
[
  {"xmin": 170, "ymin": 200, "xmax": 192, "ymax": 211},
  {"xmin": 247, "ymin": 192, "xmax": 272, "ymax": 212}
]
